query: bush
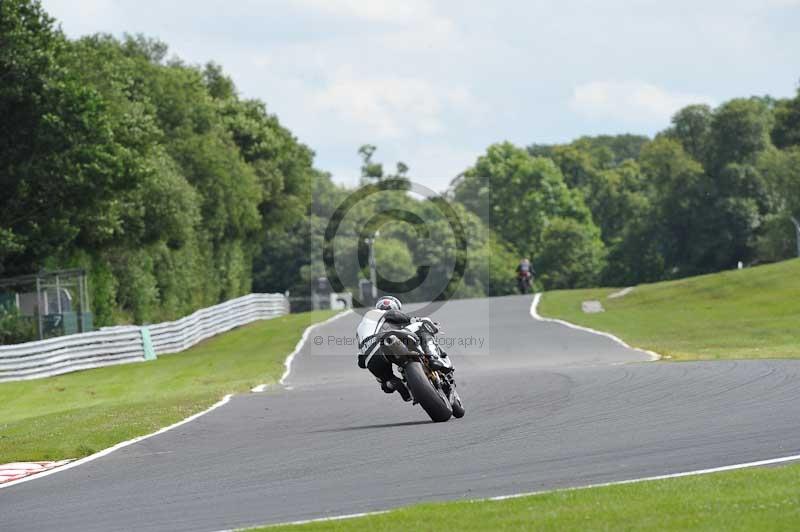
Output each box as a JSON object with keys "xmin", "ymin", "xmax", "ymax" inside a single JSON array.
[{"xmin": 0, "ymin": 307, "xmax": 37, "ymax": 345}]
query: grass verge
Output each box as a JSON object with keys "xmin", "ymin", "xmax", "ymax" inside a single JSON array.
[
  {"xmin": 0, "ymin": 310, "xmax": 336, "ymax": 463},
  {"xmin": 538, "ymin": 259, "xmax": 800, "ymax": 361},
  {"xmin": 251, "ymin": 462, "xmax": 800, "ymax": 531}
]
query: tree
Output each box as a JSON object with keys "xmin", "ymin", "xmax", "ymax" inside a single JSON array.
[
  {"xmin": 570, "ymin": 134, "xmax": 650, "ymax": 167},
  {"xmin": 536, "ymin": 218, "xmax": 607, "ymax": 289},
  {"xmin": 759, "ymin": 147, "xmax": 800, "ymax": 219},
  {"xmin": 454, "ymin": 142, "xmax": 603, "ymax": 287},
  {"xmin": 640, "ymin": 137, "xmax": 764, "ymax": 275},
  {"xmin": 0, "ymin": 2, "xmax": 138, "ymax": 276},
  {"xmin": 602, "ymin": 211, "xmax": 665, "ymax": 286},
  {"xmin": 772, "ymin": 84, "xmax": 800, "ymax": 149},
  {"xmin": 0, "ymin": 7, "xmax": 320, "ymax": 326},
  {"xmin": 356, "ymin": 144, "xmax": 410, "ymax": 190},
  {"xmin": 358, "ymin": 144, "xmax": 383, "ymax": 181},
  {"xmin": 668, "ymin": 104, "xmax": 712, "ymax": 164},
  {"xmin": 203, "ymin": 62, "xmax": 236, "ymax": 100},
  {"xmin": 756, "ymin": 147, "xmax": 800, "ymax": 260},
  {"xmin": 395, "ymin": 161, "xmax": 409, "ymax": 177},
  {"xmin": 708, "ymin": 98, "xmax": 773, "ymax": 173}
]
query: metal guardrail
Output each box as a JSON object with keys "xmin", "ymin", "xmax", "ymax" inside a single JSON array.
[{"xmin": 0, "ymin": 293, "xmax": 289, "ymax": 382}]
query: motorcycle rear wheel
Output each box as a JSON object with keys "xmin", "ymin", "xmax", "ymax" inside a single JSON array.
[{"xmin": 405, "ymin": 361, "xmax": 452, "ymax": 422}]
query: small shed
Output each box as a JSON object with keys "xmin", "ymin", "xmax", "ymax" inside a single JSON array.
[{"xmin": 0, "ymin": 269, "xmax": 93, "ymax": 340}]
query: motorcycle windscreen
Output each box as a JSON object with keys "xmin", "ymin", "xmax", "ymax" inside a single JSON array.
[{"xmin": 356, "ymin": 309, "xmax": 385, "ymax": 344}]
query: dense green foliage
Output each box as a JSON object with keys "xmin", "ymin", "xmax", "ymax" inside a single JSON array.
[
  {"xmin": 0, "ymin": 0, "xmax": 314, "ymax": 326},
  {"xmin": 454, "ymin": 87, "xmax": 800, "ymax": 287},
  {"xmin": 453, "ymin": 143, "xmax": 606, "ymax": 288},
  {"xmin": 0, "ymin": 307, "xmax": 36, "ymax": 345}
]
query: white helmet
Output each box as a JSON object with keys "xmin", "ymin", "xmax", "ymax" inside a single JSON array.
[{"xmin": 375, "ymin": 295, "xmax": 402, "ymax": 311}]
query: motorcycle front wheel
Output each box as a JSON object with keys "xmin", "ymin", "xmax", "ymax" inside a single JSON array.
[
  {"xmin": 450, "ymin": 389, "xmax": 465, "ymax": 418},
  {"xmin": 404, "ymin": 361, "xmax": 452, "ymax": 422}
]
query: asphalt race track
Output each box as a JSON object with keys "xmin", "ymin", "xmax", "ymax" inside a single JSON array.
[{"xmin": 3, "ymin": 295, "xmax": 800, "ymax": 531}]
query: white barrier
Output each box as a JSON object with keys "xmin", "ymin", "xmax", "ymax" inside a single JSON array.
[{"xmin": 0, "ymin": 293, "xmax": 289, "ymax": 382}]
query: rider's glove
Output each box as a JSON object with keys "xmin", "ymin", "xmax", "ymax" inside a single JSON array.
[
  {"xmin": 413, "ymin": 317, "xmax": 439, "ymax": 334},
  {"xmin": 357, "ymin": 353, "xmax": 367, "ymax": 369}
]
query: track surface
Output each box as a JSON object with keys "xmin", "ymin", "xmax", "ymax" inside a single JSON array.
[{"xmin": 3, "ymin": 295, "xmax": 800, "ymax": 531}]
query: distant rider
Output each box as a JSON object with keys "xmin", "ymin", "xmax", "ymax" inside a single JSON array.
[
  {"xmin": 516, "ymin": 257, "xmax": 534, "ymax": 277},
  {"xmin": 516, "ymin": 258, "xmax": 534, "ymax": 293},
  {"xmin": 356, "ymin": 296, "xmax": 450, "ymax": 401}
]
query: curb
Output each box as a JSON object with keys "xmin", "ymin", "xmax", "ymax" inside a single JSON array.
[
  {"xmin": 530, "ymin": 292, "xmax": 661, "ymax": 361},
  {"xmin": 0, "ymin": 461, "xmax": 72, "ymax": 485}
]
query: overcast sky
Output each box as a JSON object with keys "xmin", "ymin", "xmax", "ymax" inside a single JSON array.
[{"xmin": 42, "ymin": 0, "xmax": 800, "ymax": 191}]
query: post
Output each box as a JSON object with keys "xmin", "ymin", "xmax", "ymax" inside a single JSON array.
[
  {"xmin": 369, "ymin": 240, "xmax": 377, "ymax": 299},
  {"xmin": 367, "ymin": 230, "xmax": 380, "ymax": 299},
  {"xmin": 35, "ymin": 276, "xmax": 43, "ymax": 340},
  {"xmin": 55, "ymin": 274, "xmax": 62, "ymax": 314},
  {"xmin": 792, "ymin": 216, "xmax": 800, "ymax": 258},
  {"xmin": 140, "ymin": 327, "xmax": 157, "ymax": 361},
  {"xmin": 83, "ymin": 272, "xmax": 91, "ymax": 319}
]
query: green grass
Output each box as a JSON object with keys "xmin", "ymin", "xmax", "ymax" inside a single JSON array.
[
  {"xmin": 538, "ymin": 259, "xmax": 800, "ymax": 361},
  {"xmin": 251, "ymin": 462, "xmax": 800, "ymax": 531},
  {"xmin": 0, "ymin": 310, "xmax": 336, "ymax": 462}
]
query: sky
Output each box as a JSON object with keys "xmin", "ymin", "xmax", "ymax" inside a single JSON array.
[{"xmin": 42, "ymin": 0, "xmax": 800, "ymax": 191}]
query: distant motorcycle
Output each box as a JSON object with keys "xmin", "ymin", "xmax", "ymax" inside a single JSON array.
[
  {"xmin": 517, "ymin": 271, "xmax": 532, "ymax": 294},
  {"xmin": 356, "ymin": 311, "xmax": 464, "ymax": 422}
]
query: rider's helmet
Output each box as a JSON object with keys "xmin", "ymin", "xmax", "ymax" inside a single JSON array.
[{"xmin": 375, "ymin": 295, "xmax": 402, "ymax": 311}]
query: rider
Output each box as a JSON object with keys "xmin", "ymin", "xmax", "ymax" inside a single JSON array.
[
  {"xmin": 356, "ymin": 296, "xmax": 450, "ymax": 401},
  {"xmin": 516, "ymin": 257, "xmax": 534, "ymax": 278}
]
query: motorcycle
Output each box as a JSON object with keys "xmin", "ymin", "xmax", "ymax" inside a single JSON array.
[
  {"xmin": 357, "ymin": 310, "xmax": 465, "ymax": 422},
  {"xmin": 517, "ymin": 271, "xmax": 532, "ymax": 294}
]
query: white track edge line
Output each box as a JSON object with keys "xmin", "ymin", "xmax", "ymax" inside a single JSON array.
[
  {"xmin": 3, "ymin": 309, "xmax": 353, "ymax": 489},
  {"xmin": 530, "ymin": 292, "xmax": 661, "ymax": 361},
  {"xmin": 0, "ymin": 393, "xmax": 233, "ymax": 490},
  {"xmin": 250, "ymin": 309, "xmax": 352, "ymax": 392},
  {"xmin": 277, "ymin": 309, "xmax": 354, "ymax": 387},
  {"xmin": 249, "ymin": 510, "xmax": 390, "ymax": 530},
  {"xmin": 487, "ymin": 452, "xmax": 800, "ymax": 501},
  {"xmin": 251, "ymin": 452, "xmax": 800, "ymax": 529}
]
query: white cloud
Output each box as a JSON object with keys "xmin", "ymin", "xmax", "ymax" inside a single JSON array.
[
  {"xmin": 45, "ymin": 0, "xmax": 116, "ymax": 33},
  {"xmin": 569, "ymin": 80, "xmax": 714, "ymax": 124},
  {"xmin": 289, "ymin": 0, "xmax": 459, "ymax": 52},
  {"xmin": 40, "ymin": 0, "xmax": 800, "ymax": 189},
  {"xmin": 734, "ymin": 0, "xmax": 800, "ymax": 8},
  {"xmin": 313, "ymin": 70, "xmax": 478, "ymax": 139},
  {"xmin": 290, "ymin": 0, "xmax": 437, "ymax": 23}
]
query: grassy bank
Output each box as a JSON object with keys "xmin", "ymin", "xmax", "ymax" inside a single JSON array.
[
  {"xmin": 254, "ymin": 462, "xmax": 800, "ymax": 531},
  {"xmin": 538, "ymin": 259, "xmax": 800, "ymax": 361},
  {"xmin": 0, "ymin": 310, "xmax": 336, "ymax": 462}
]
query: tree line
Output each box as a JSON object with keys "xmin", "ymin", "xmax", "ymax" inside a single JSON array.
[
  {"xmin": 454, "ymin": 92, "xmax": 800, "ymax": 288},
  {"xmin": 1, "ymin": 0, "xmax": 314, "ymax": 327},
  {"xmin": 2, "ymin": 0, "xmax": 799, "ymax": 338}
]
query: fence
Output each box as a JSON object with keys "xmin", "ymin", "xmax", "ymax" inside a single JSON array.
[{"xmin": 0, "ymin": 293, "xmax": 289, "ymax": 383}]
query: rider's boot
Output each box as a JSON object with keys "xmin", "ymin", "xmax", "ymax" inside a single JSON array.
[
  {"xmin": 428, "ymin": 354, "xmax": 453, "ymax": 373},
  {"xmin": 381, "ymin": 376, "xmax": 412, "ymax": 402}
]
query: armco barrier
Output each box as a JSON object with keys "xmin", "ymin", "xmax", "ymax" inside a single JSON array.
[{"xmin": 0, "ymin": 293, "xmax": 289, "ymax": 383}]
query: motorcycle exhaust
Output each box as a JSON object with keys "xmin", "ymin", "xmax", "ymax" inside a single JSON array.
[{"xmin": 383, "ymin": 335, "xmax": 414, "ymax": 357}]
